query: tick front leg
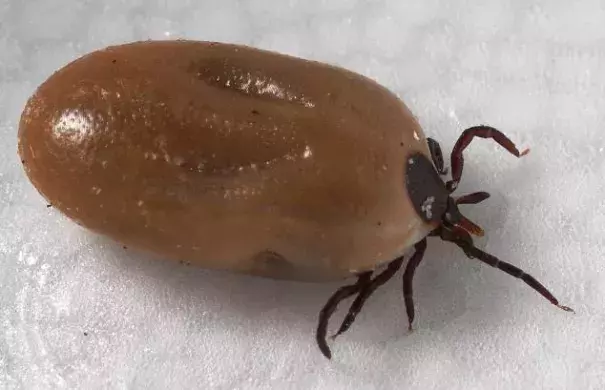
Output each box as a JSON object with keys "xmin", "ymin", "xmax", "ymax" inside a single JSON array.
[
  {"xmin": 446, "ymin": 126, "xmax": 529, "ymax": 192},
  {"xmin": 439, "ymin": 226, "xmax": 574, "ymax": 313},
  {"xmin": 455, "ymin": 191, "xmax": 491, "ymax": 205},
  {"xmin": 427, "ymin": 137, "xmax": 448, "ymax": 175}
]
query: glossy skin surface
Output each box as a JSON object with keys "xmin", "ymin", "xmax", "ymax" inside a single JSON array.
[{"xmin": 18, "ymin": 40, "xmax": 435, "ymax": 281}]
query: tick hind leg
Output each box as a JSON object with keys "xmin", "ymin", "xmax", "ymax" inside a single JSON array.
[
  {"xmin": 402, "ymin": 239, "xmax": 428, "ymax": 331},
  {"xmin": 316, "ymin": 271, "xmax": 372, "ymax": 359},
  {"xmin": 330, "ymin": 256, "xmax": 406, "ymax": 340},
  {"xmin": 316, "ymin": 256, "xmax": 405, "ymax": 359},
  {"xmin": 330, "ymin": 240, "xmax": 428, "ymax": 339},
  {"xmin": 446, "ymin": 126, "xmax": 530, "ymax": 192}
]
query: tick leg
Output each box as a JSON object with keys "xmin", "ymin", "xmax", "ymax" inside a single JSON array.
[
  {"xmin": 403, "ymin": 239, "xmax": 428, "ymax": 331},
  {"xmin": 427, "ymin": 137, "xmax": 448, "ymax": 175},
  {"xmin": 446, "ymin": 126, "xmax": 529, "ymax": 192},
  {"xmin": 439, "ymin": 227, "xmax": 574, "ymax": 313},
  {"xmin": 331, "ymin": 256, "xmax": 405, "ymax": 340},
  {"xmin": 455, "ymin": 191, "xmax": 491, "ymax": 205},
  {"xmin": 316, "ymin": 272, "xmax": 372, "ymax": 359}
]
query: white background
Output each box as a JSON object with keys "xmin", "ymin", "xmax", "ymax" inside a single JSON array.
[{"xmin": 1, "ymin": 1, "xmax": 603, "ymax": 389}]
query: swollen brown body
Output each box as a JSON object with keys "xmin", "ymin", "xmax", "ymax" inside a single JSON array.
[{"xmin": 18, "ymin": 40, "xmax": 434, "ymax": 281}]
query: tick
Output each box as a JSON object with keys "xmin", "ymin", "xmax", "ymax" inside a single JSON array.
[{"xmin": 16, "ymin": 40, "xmax": 573, "ymax": 359}]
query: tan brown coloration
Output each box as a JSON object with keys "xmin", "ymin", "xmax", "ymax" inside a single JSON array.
[{"xmin": 18, "ymin": 40, "xmax": 435, "ymax": 281}]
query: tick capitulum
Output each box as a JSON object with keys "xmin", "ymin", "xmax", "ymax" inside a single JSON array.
[{"xmin": 316, "ymin": 125, "xmax": 573, "ymax": 359}]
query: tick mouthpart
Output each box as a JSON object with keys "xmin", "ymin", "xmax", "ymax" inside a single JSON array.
[{"xmin": 456, "ymin": 216, "xmax": 485, "ymax": 237}]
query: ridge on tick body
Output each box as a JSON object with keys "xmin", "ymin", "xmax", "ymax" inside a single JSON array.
[{"xmin": 17, "ymin": 40, "xmax": 574, "ymax": 360}]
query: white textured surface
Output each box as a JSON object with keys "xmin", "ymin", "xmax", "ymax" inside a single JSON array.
[{"xmin": 1, "ymin": 1, "xmax": 604, "ymax": 389}]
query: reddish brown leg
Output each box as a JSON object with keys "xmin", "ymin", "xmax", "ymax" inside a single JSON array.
[
  {"xmin": 331, "ymin": 256, "xmax": 405, "ymax": 339},
  {"xmin": 316, "ymin": 272, "xmax": 372, "ymax": 359},
  {"xmin": 455, "ymin": 191, "xmax": 491, "ymax": 205},
  {"xmin": 427, "ymin": 137, "xmax": 448, "ymax": 175},
  {"xmin": 403, "ymin": 239, "xmax": 428, "ymax": 331},
  {"xmin": 446, "ymin": 126, "xmax": 529, "ymax": 192},
  {"xmin": 439, "ymin": 226, "xmax": 574, "ymax": 313}
]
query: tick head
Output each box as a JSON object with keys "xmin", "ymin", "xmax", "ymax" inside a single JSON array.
[
  {"xmin": 442, "ymin": 196, "xmax": 485, "ymax": 237},
  {"xmin": 405, "ymin": 151, "xmax": 488, "ymax": 237}
]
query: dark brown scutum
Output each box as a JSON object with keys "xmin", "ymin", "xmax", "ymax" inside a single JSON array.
[{"xmin": 405, "ymin": 152, "xmax": 449, "ymax": 224}]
